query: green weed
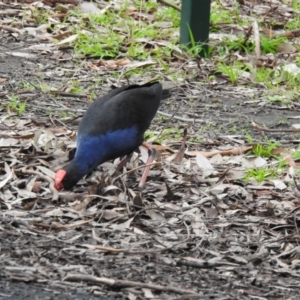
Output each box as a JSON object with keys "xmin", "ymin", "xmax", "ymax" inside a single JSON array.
[
  {"xmin": 255, "ymin": 68, "xmax": 275, "ymax": 88},
  {"xmin": 244, "ymin": 167, "xmax": 273, "ymax": 183},
  {"xmin": 261, "ymin": 36, "xmax": 287, "ymax": 54},
  {"xmin": 6, "ymin": 94, "xmax": 26, "ymax": 115},
  {"xmin": 246, "ymin": 133, "xmax": 254, "ymax": 143},
  {"xmin": 244, "ymin": 160, "xmax": 286, "ymax": 183},
  {"xmin": 216, "ymin": 61, "xmax": 247, "ymax": 84},
  {"xmin": 252, "ymin": 142, "xmax": 280, "ymax": 158}
]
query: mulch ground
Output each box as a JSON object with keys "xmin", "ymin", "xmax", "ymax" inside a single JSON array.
[{"xmin": 2, "ymin": 1, "xmax": 300, "ymax": 299}]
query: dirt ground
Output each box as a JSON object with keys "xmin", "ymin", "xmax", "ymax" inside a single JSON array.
[{"xmin": 2, "ymin": 27, "xmax": 300, "ymax": 300}]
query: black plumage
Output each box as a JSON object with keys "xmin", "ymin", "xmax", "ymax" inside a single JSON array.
[{"xmin": 54, "ymin": 82, "xmax": 171, "ymax": 190}]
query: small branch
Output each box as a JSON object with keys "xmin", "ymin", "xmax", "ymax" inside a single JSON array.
[
  {"xmin": 111, "ymin": 162, "xmax": 161, "ymax": 185},
  {"xmin": 0, "ymin": 216, "xmax": 46, "ymax": 234},
  {"xmin": 50, "ymin": 91, "xmax": 88, "ymax": 99},
  {"xmin": 63, "ymin": 274, "xmax": 198, "ymax": 295},
  {"xmin": 177, "ymin": 257, "xmax": 239, "ymax": 268},
  {"xmin": 157, "ymin": 111, "xmax": 205, "ymax": 123},
  {"xmin": 252, "ymin": 121, "xmax": 300, "ymax": 133},
  {"xmin": 33, "ymin": 219, "xmax": 94, "ymax": 230},
  {"xmin": 157, "ymin": 0, "xmax": 181, "ymax": 12},
  {"xmin": 252, "ymin": 20, "xmax": 260, "ymax": 59},
  {"xmin": 0, "ymin": 25, "xmax": 21, "ymax": 34},
  {"xmin": 81, "ymin": 236, "xmax": 189, "ymax": 254}
]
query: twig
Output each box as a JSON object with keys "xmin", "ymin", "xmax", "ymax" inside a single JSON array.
[
  {"xmin": 294, "ymin": 214, "xmax": 299, "ymax": 235},
  {"xmin": 157, "ymin": 0, "xmax": 181, "ymax": 12},
  {"xmin": 49, "ymin": 90, "xmax": 88, "ymax": 99},
  {"xmin": 0, "ymin": 25, "xmax": 21, "ymax": 34},
  {"xmin": 252, "ymin": 20, "xmax": 260, "ymax": 59},
  {"xmin": 63, "ymin": 274, "xmax": 198, "ymax": 295},
  {"xmin": 252, "ymin": 121, "xmax": 300, "ymax": 133},
  {"xmin": 64, "ymin": 114, "xmax": 83, "ymax": 124},
  {"xmin": 81, "ymin": 238, "xmax": 188, "ymax": 255},
  {"xmin": 27, "ymin": 104, "xmax": 86, "ymax": 113},
  {"xmin": 157, "ymin": 111, "xmax": 205, "ymax": 123},
  {"xmin": 177, "ymin": 257, "xmax": 239, "ymax": 269},
  {"xmin": 33, "ymin": 219, "xmax": 94, "ymax": 230},
  {"xmin": 0, "ymin": 216, "xmax": 46, "ymax": 234},
  {"xmin": 111, "ymin": 162, "xmax": 161, "ymax": 185}
]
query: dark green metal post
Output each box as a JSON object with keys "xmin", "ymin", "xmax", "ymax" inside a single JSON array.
[{"xmin": 180, "ymin": 0, "xmax": 211, "ymax": 57}]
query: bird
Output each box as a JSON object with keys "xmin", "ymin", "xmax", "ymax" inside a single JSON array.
[{"xmin": 54, "ymin": 82, "xmax": 171, "ymax": 191}]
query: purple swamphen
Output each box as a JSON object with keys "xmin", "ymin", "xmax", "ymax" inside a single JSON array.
[{"xmin": 54, "ymin": 82, "xmax": 171, "ymax": 191}]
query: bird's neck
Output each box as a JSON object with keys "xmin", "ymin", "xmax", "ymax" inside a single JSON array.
[{"xmin": 73, "ymin": 135, "xmax": 112, "ymax": 173}]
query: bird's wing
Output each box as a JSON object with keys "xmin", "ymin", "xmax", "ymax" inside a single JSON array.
[{"xmin": 78, "ymin": 82, "xmax": 162, "ymax": 137}]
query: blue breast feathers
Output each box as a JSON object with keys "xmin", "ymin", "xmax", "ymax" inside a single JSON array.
[{"xmin": 73, "ymin": 126, "xmax": 139, "ymax": 172}]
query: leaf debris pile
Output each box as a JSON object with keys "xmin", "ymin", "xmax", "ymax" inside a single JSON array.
[{"xmin": 1, "ymin": 0, "xmax": 300, "ymax": 299}]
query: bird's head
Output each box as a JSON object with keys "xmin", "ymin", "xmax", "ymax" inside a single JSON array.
[{"xmin": 54, "ymin": 163, "xmax": 85, "ymax": 190}]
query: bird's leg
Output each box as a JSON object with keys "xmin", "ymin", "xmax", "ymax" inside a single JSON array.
[
  {"xmin": 138, "ymin": 142, "xmax": 156, "ymax": 189},
  {"xmin": 117, "ymin": 154, "xmax": 132, "ymax": 171}
]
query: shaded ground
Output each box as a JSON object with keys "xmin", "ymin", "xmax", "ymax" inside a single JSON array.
[
  {"xmin": 2, "ymin": 9, "xmax": 300, "ymax": 300},
  {"xmin": 0, "ymin": 280, "xmax": 113, "ymax": 300}
]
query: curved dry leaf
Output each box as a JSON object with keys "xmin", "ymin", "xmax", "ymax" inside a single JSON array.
[
  {"xmin": 271, "ymin": 179, "xmax": 287, "ymax": 190},
  {"xmin": 5, "ymin": 51, "xmax": 36, "ymax": 58},
  {"xmin": 186, "ymin": 146, "xmax": 253, "ymax": 157},
  {"xmin": 102, "ymin": 209, "xmax": 122, "ymax": 220},
  {"xmin": 56, "ymin": 34, "xmax": 78, "ymax": 45},
  {"xmin": 196, "ymin": 154, "xmax": 214, "ymax": 178},
  {"xmin": 44, "ymin": 208, "xmax": 64, "ymax": 217},
  {"xmin": 15, "ymin": 188, "xmax": 36, "ymax": 199},
  {"xmin": 72, "ymin": 196, "xmax": 93, "ymax": 211},
  {"xmin": 0, "ymin": 163, "xmax": 13, "ymax": 189},
  {"xmin": 254, "ymin": 156, "xmax": 267, "ymax": 168},
  {"xmin": 0, "ymin": 138, "xmax": 19, "ymax": 147},
  {"xmin": 79, "ymin": 2, "xmax": 102, "ymax": 14},
  {"xmin": 146, "ymin": 210, "xmax": 166, "ymax": 221},
  {"xmin": 110, "ymin": 217, "xmax": 134, "ymax": 230},
  {"xmin": 37, "ymin": 166, "xmax": 56, "ymax": 179},
  {"xmin": 102, "ymin": 185, "xmax": 122, "ymax": 194}
]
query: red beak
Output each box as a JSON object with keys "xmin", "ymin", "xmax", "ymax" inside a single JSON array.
[{"xmin": 54, "ymin": 170, "xmax": 66, "ymax": 190}]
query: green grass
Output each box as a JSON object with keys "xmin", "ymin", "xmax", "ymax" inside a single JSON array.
[
  {"xmin": 285, "ymin": 17, "xmax": 300, "ymax": 30},
  {"xmin": 69, "ymin": 80, "xmax": 85, "ymax": 94},
  {"xmin": 211, "ymin": 2, "xmax": 251, "ymax": 29},
  {"xmin": 22, "ymin": 0, "xmax": 300, "ymax": 102},
  {"xmin": 261, "ymin": 36, "xmax": 287, "ymax": 54},
  {"xmin": 255, "ymin": 68, "xmax": 275, "ymax": 86},
  {"xmin": 145, "ymin": 128, "xmax": 182, "ymax": 143},
  {"xmin": 20, "ymin": 81, "xmax": 35, "ymax": 91},
  {"xmin": 218, "ymin": 36, "xmax": 255, "ymax": 54},
  {"xmin": 252, "ymin": 142, "xmax": 280, "ymax": 158},
  {"xmin": 291, "ymin": 0, "xmax": 300, "ymax": 12},
  {"xmin": 293, "ymin": 150, "xmax": 300, "ymax": 160},
  {"xmin": 216, "ymin": 61, "xmax": 247, "ymax": 84},
  {"xmin": 6, "ymin": 94, "xmax": 26, "ymax": 115},
  {"xmin": 244, "ymin": 159, "xmax": 287, "ymax": 183},
  {"xmin": 68, "ymin": 2, "xmax": 180, "ymax": 61},
  {"xmin": 244, "ymin": 167, "xmax": 276, "ymax": 183}
]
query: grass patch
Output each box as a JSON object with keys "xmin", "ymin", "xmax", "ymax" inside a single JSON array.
[
  {"xmin": 251, "ymin": 141, "xmax": 280, "ymax": 158},
  {"xmin": 69, "ymin": 2, "xmax": 180, "ymax": 61},
  {"xmin": 6, "ymin": 94, "xmax": 26, "ymax": 115}
]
